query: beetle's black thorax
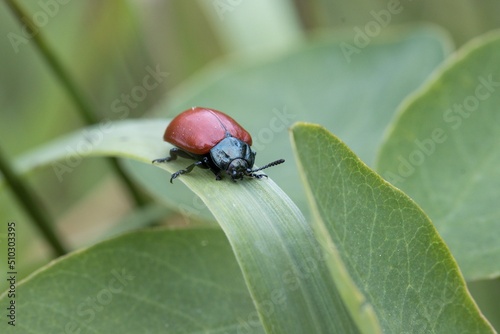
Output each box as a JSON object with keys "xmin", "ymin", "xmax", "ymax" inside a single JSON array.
[{"xmin": 209, "ymin": 136, "xmax": 256, "ymax": 174}]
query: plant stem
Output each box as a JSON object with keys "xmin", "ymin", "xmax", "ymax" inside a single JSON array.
[
  {"xmin": 0, "ymin": 147, "xmax": 67, "ymax": 256},
  {"xmin": 4, "ymin": 0, "xmax": 147, "ymax": 207}
]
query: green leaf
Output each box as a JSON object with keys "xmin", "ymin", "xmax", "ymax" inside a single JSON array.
[
  {"xmin": 154, "ymin": 148, "xmax": 359, "ymax": 333},
  {"xmin": 0, "ymin": 229, "xmax": 264, "ymax": 333},
  {"xmin": 376, "ymin": 30, "xmax": 500, "ymax": 280},
  {"xmin": 8, "ymin": 119, "xmax": 167, "ymax": 173},
  {"xmin": 142, "ymin": 25, "xmax": 450, "ymax": 218},
  {"xmin": 3, "ymin": 119, "xmax": 358, "ymax": 332},
  {"xmin": 1, "ymin": 117, "xmax": 216, "ymax": 220},
  {"xmin": 291, "ymin": 123, "xmax": 495, "ymax": 333}
]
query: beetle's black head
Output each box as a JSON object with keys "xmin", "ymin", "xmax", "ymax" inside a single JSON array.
[{"xmin": 227, "ymin": 158, "xmax": 251, "ymax": 180}]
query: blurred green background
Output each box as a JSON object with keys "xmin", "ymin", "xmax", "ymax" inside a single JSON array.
[{"xmin": 1, "ymin": 0, "xmax": 499, "ymax": 330}]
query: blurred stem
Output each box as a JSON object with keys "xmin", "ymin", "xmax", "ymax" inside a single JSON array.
[
  {"xmin": 0, "ymin": 147, "xmax": 67, "ymax": 256},
  {"xmin": 4, "ymin": 0, "xmax": 146, "ymax": 207}
]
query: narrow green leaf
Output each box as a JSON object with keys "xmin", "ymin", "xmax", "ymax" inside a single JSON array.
[
  {"xmin": 154, "ymin": 154, "xmax": 360, "ymax": 333},
  {"xmin": 291, "ymin": 123, "xmax": 495, "ymax": 333},
  {"xmin": 9, "ymin": 119, "xmax": 168, "ymax": 173},
  {"xmin": 3, "ymin": 119, "xmax": 359, "ymax": 332},
  {"xmin": 3, "ymin": 119, "xmax": 213, "ymax": 219},
  {"xmin": 0, "ymin": 229, "xmax": 264, "ymax": 333},
  {"xmin": 376, "ymin": 30, "xmax": 500, "ymax": 280}
]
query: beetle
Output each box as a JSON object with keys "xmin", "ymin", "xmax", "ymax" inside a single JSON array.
[{"xmin": 152, "ymin": 107, "xmax": 285, "ymax": 183}]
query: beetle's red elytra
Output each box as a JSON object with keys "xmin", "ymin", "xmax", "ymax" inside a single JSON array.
[
  {"xmin": 164, "ymin": 107, "xmax": 252, "ymax": 155},
  {"xmin": 152, "ymin": 107, "xmax": 285, "ymax": 183}
]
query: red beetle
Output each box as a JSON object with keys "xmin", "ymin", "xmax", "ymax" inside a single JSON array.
[{"xmin": 153, "ymin": 107, "xmax": 284, "ymax": 183}]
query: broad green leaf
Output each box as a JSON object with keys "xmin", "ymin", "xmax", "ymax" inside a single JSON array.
[
  {"xmin": 153, "ymin": 150, "xmax": 359, "ymax": 333},
  {"xmin": 143, "ymin": 25, "xmax": 450, "ymax": 218},
  {"xmin": 376, "ymin": 31, "xmax": 500, "ymax": 280},
  {"xmin": 0, "ymin": 228, "xmax": 264, "ymax": 333},
  {"xmin": 291, "ymin": 123, "xmax": 495, "ymax": 333},
  {"xmin": 2, "ymin": 119, "xmax": 359, "ymax": 332}
]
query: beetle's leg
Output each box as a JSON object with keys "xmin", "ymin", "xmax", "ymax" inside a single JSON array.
[
  {"xmin": 203, "ymin": 159, "xmax": 223, "ymax": 180},
  {"xmin": 170, "ymin": 161, "xmax": 203, "ymax": 183},
  {"xmin": 170, "ymin": 157, "xmax": 210, "ymax": 183},
  {"xmin": 152, "ymin": 148, "xmax": 193, "ymax": 164}
]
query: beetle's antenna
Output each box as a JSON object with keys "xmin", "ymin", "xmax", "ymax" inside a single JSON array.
[
  {"xmin": 207, "ymin": 109, "xmax": 231, "ymax": 137},
  {"xmin": 250, "ymin": 159, "xmax": 285, "ymax": 173}
]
